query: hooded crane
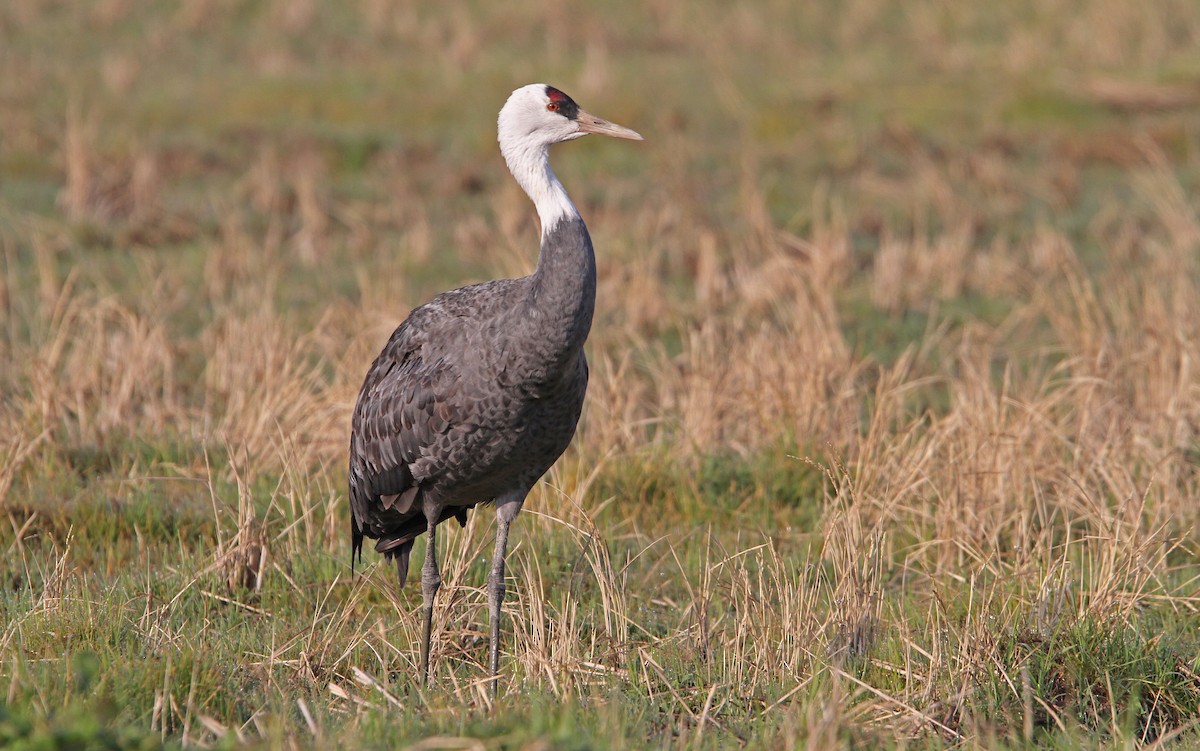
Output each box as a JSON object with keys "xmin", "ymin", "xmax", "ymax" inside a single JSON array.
[{"xmin": 349, "ymin": 84, "xmax": 642, "ymax": 698}]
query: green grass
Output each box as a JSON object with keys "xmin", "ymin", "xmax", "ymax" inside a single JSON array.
[
  {"xmin": 6, "ymin": 436, "xmax": 1199, "ymax": 747},
  {"xmin": 4, "ymin": 0, "xmax": 1200, "ymax": 747}
]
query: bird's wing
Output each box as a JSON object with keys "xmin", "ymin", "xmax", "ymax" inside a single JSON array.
[{"xmin": 348, "ymin": 309, "xmax": 470, "ymax": 570}]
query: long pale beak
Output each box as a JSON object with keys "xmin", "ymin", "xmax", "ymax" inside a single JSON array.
[{"xmin": 576, "ymin": 109, "xmax": 644, "ymax": 141}]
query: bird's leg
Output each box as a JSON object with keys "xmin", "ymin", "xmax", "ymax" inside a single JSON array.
[
  {"xmin": 419, "ymin": 502, "xmax": 443, "ymax": 688},
  {"xmin": 488, "ymin": 497, "xmax": 524, "ymax": 702}
]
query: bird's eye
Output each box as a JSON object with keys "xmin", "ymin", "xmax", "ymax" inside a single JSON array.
[{"xmin": 546, "ymin": 102, "xmax": 559, "ymax": 112}]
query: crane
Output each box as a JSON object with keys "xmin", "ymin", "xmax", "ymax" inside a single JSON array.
[{"xmin": 348, "ymin": 83, "xmax": 642, "ymax": 700}]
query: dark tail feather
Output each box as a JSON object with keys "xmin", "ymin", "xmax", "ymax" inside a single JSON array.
[
  {"xmin": 351, "ymin": 514, "xmax": 364, "ymax": 576},
  {"xmin": 376, "ymin": 537, "xmax": 417, "ymax": 586},
  {"xmin": 394, "ymin": 541, "xmax": 415, "ymax": 586},
  {"xmin": 366, "ymin": 504, "xmax": 479, "ymax": 585}
]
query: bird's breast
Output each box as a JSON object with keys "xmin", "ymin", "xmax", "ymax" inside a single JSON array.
[{"xmin": 431, "ymin": 350, "xmax": 588, "ymax": 503}]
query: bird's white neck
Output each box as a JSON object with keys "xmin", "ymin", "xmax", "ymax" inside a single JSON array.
[{"xmin": 500, "ymin": 140, "xmax": 581, "ymax": 237}]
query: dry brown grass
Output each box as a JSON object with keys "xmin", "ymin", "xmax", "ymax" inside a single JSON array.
[
  {"xmin": 2, "ymin": 0, "xmax": 1200, "ymax": 747},
  {"xmin": 8, "ymin": 140, "xmax": 1198, "ymax": 743},
  {"xmin": 5, "ymin": 124, "xmax": 1200, "ymax": 744}
]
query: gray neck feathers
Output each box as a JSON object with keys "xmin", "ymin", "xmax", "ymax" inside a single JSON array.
[{"xmin": 528, "ymin": 218, "xmax": 596, "ymax": 357}]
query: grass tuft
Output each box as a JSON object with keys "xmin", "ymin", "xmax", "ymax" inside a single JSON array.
[{"xmin": 3, "ymin": 0, "xmax": 1200, "ymax": 747}]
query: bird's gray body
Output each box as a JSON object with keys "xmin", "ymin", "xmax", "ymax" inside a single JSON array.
[
  {"xmin": 346, "ymin": 82, "xmax": 640, "ymax": 696},
  {"xmin": 349, "ymin": 218, "xmax": 595, "ymax": 581}
]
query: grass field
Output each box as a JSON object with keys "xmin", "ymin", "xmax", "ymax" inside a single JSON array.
[{"xmin": 3, "ymin": 1, "xmax": 1200, "ymax": 748}]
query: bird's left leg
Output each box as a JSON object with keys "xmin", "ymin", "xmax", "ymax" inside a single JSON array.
[
  {"xmin": 488, "ymin": 493, "xmax": 525, "ymax": 702},
  {"xmin": 419, "ymin": 500, "xmax": 444, "ymax": 687}
]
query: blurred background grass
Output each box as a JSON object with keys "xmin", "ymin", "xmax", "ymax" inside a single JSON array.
[
  {"xmin": 5, "ymin": 0, "xmax": 1200, "ymax": 356},
  {"xmin": 2, "ymin": 1, "xmax": 1200, "ymax": 749}
]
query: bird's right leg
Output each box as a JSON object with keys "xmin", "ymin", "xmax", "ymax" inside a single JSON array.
[
  {"xmin": 419, "ymin": 501, "xmax": 443, "ymax": 687},
  {"xmin": 487, "ymin": 494, "xmax": 524, "ymax": 702}
]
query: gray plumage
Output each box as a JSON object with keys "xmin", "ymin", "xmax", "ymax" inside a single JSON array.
[
  {"xmin": 346, "ymin": 83, "xmax": 641, "ymax": 699},
  {"xmin": 348, "ymin": 220, "xmax": 594, "ymax": 579}
]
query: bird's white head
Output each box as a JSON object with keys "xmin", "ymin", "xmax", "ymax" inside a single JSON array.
[
  {"xmin": 498, "ymin": 83, "xmax": 643, "ymax": 153},
  {"xmin": 497, "ymin": 84, "xmax": 642, "ymax": 235}
]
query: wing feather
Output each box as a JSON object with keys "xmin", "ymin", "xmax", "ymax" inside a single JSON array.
[
  {"xmin": 348, "ymin": 314, "xmax": 458, "ymax": 557},
  {"xmin": 348, "ymin": 280, "xmax": 520, "ymax": 582}
]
